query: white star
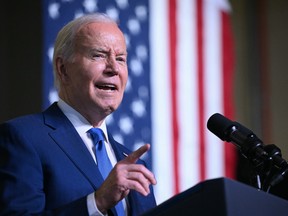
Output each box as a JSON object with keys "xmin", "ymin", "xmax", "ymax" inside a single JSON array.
[
  {"xmin": 130, "ymin": 57, "xmax": 143, "ymax": 76},
  {"xmin": 106, "ymin": 114, "xmax": 114, "ymax": 125},
  {"xmin": 74, "ymin": 10, "xmax": 84, "ymax": 19},
  {"xmin": 125, "ymin": 77, "xmax": 132, "ymax": 93},
  {"xmin": 112, "ymin": 133, "xmax": 124, "ymax": 144},
  {"xmin": 124, "ymin": 33, "xmax": 131, "ymax": 48},
  {"xmin": 135, "ymin": 5, "xmax": 147, "ymax": 21},
  {"xmin": 133, "ymin": 141, "xmax": 148, "ymax": 160},
  {"xmin": 136, "ymin": 45, "xmax": 148, "ymax": 61},
  {"xmin": 119, "ymin": 116, "xmax": 133, "ymax": 134},
  {"xmin": 83, "ymin": 0, "xmax": 97, "ymax": 13},
  {"xmin": 48, "ymin": 3, "xmax": 60, "ymax": 19},
  {"xmin": 106, "ymin": 7, "xmax": 119, "ymax": 21},
  {"xmin": 127, "ymin": 18, "xmax": 141, "ymax": 35},
  {"xmin": 116, "ymin": 0, "xmax": 129, "ymax": 9},
  {"xmin": 48, "ymin": 88, "xmax": 59, "ymax": 104},
  {"xmin": 47, "ymin": 46, "xmax": 54, "ymax": 63},
  {"xmin": 131, "ymin": 99, "xmax": 146, "ymax": 117}
]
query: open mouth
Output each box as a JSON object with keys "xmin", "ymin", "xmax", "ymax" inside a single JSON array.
[{"xmin": 96, "ymin": 84, "xmax": 117, "ymax": 91}]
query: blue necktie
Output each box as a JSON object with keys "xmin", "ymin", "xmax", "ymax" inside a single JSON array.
[{"xmin": 88, "ymin": 128, "xmax": 125, "ymax": 216}]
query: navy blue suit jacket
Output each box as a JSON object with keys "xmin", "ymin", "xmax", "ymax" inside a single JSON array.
[{"xmin": 0, "ymin": 103, "xmax": 156, "ymax": 215}]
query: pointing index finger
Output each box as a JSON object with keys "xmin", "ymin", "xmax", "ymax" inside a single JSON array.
[{"xmin": 126, "ymin": 144, "xmax": 150, "ymax": 164}]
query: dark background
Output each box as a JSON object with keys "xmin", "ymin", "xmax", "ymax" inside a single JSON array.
[{"xmin": 0, "ymin": 1, "xmax": 42, "ymax": 120}]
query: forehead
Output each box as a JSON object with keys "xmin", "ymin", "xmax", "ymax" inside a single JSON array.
[{"xmin": 75, "ymin": 22, "xmax": 126, "ymax": 49}]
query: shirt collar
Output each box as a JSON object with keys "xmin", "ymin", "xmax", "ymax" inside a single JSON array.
[{"xmin": 57, "ymin": 98, "xmax": 108, "ymax": 141}]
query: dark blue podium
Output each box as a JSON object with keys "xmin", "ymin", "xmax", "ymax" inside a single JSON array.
[{"xmin": 142, "ymin": 178, "xmax": 288, "ymax": 216}]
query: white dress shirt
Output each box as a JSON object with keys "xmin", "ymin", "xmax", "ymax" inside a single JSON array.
[{"xmin": 57, "ymin": 99, "xmax": 127, "ymax": 216}]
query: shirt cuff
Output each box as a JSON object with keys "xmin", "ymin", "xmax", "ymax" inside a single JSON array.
[{"xmin": 87, "ymin": 192, "xmax": 107, "ymax": 216}]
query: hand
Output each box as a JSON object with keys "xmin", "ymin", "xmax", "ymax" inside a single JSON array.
[{"xmin": 94, "ymin": 144, "xmax": 157, "ymax": 213}]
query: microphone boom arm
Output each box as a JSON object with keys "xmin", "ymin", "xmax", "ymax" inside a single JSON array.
[{"xmin": 207, "ymin": 113, "xmax": 288, "ymax": 192}]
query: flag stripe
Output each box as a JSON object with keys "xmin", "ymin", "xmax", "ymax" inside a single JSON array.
[
  {"xmin": 178, "ymin": 0, "xmax": 200, "ymax": 191},
  {"xmin": 222, "ymin": 10, "xmax": 236, "ymax": 178},
  {"xmin": 150, "ymin": 0, "xmax": 174, "ymax": 203},
  {"xmin": 196, "ymin": 0, "xmax": 206, "ymax": 181},
  {"xmin": 168, "ymin": 0, "xmax": 180, "ymax": 195},
  {"xmin": 204, "ymin": 1, "xmax": 224, "ymax": 178}
]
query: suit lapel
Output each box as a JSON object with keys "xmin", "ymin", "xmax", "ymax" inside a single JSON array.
[
  {"xmin": 43, "ymin": 103, "xmax": 104, "ymax": 190},
  {"xmin": 43, "ymin": 104, "xmax": 155, "ymax": 215},
  {"xmin": 108, "ymin": 133, "xmax": 130, "ymax": 161}
]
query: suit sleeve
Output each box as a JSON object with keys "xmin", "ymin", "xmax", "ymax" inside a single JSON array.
[{"xmin": 0, "ymin": 122, "xmax": 89, "ymax": 216}]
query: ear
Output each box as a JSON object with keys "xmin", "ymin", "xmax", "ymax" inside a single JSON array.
[{"xmin": 55, "ymin": 57, "xmax": 69, "ymax": 83}]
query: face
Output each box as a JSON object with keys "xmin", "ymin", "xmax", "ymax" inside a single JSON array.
[{"xmin": 57, "ymin": 22, "xmax": 128, "ymax": 125}]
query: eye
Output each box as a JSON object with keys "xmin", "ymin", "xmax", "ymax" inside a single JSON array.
[
  {"xmin": 116, "ymin": 56, "xmax": 127, "ymax": 63},
  {"xmin": 92, "ymin": 53, "xmax": 105, "ymax": 59},
  {"xmin": 89, "ymin": 49, "xmax": 107, "ymax": 59}
]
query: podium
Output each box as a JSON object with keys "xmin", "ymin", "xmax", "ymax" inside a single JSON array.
[{"xmin": 142, "ymin": 178, "xmax": 288, "ymax": 216}]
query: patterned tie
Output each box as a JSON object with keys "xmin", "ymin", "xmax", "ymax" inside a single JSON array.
[{"xmin": 88, "ymin": 128, "xmax": 125, "ymax": 216}]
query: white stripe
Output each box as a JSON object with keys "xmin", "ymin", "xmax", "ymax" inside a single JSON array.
[
  {"xmin": 149, "ymin": 0, "xmax": 174, "ymax": 204},
  {"xmin": 177, "ymin": 0, "xmax": 200, "ymax": 191},
  {"xmin": 203, "ymin": 0, "xmax": 225, "ymax": 178}
]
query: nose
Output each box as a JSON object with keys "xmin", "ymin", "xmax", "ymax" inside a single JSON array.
[{"xmin": 105, "ymin": 56, "xmax": 119, "ymax": 75}]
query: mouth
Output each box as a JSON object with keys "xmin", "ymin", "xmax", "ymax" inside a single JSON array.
[{"xmin": 95, "ymin": 83, "xmax": 117, "ymax": 91}]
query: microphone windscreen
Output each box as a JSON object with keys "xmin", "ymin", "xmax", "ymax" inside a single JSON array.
[{"xmin": 207, "ymin": 113, "xmax": 233, "ymax": 141}]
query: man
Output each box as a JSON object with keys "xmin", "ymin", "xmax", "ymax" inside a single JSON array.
[{"xmin": 0, "ymin": 13, "xmax": 157, "ymax": 215}]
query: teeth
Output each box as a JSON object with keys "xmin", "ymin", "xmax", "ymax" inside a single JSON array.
[
  {"xmin": 104, "ymin": 84, "xmax": 115, "ymax": 88},
  {"xmin": 97, "ymin": 84, "xmax": 116, "ymax": 90}
]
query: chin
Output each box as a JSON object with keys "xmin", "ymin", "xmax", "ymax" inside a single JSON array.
[
  {"xmin": 97, "ymin": 98, "xmax": 122, "ymax": 114},
  {"xmin": 102, "ymin": 104, "xmax": 118, "ymax": 115}
]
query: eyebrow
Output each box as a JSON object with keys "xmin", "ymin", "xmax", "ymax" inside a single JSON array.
[
  {"xmin": 89, "ymin": 48, "xmax": 127, "ymax": 56},
  {"xmin": 89, "ymin": 48, "xmax": 107, "ymax": 53}
]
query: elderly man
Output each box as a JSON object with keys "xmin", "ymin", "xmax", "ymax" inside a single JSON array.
[{"xmin": 0, "ymin": 13, "xmax": 156, "ymax": 216}]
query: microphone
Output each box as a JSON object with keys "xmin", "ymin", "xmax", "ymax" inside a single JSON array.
[
  {"xmin": 207, "ymin": 113, "xmax": 266, "ymax": 161},
  {"xmin": 207, "ymin": 113, "xmax": 288, "ymax": 188}
]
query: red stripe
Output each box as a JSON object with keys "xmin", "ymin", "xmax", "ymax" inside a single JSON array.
[
  {"xmin": 221, "ymin": 11, "xmax": 237, "ymax": 179},
  {"xmin": 168, "ymin": 0, "xmax": 180, "ymax": 194},
  {"xmin": 196, "ymin": 0, "xmax": 206, "ymax": 181}
]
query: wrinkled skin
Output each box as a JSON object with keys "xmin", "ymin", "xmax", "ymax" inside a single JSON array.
[{"xmin": 56, "ymin": 22, "xmax": 128, "ymax": 127}]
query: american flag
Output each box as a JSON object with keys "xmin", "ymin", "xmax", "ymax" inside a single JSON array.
[{"xmin": 43, "ymin": 0, "xmax": 236, "ymax": 204}]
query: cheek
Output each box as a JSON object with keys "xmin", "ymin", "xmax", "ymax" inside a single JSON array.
[
  {"xmin": 72, "ymin": 64, "xmax": 98, "ymax": 84},
  {"xmin": 121, "ymin": 69, "xmax": 129, "ymax": 86}
]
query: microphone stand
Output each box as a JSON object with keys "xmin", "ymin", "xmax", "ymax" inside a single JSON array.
[
  {"xmin": 262, "ymin": 144, "xmax": 288, "ymax": 192},
  {"xmin": 243, "ymin": 143, "xmax": 288, "ymax": 193},
  {"xmin": 206, "ymin": 113, "xmax": 288, "ymax": 195}
]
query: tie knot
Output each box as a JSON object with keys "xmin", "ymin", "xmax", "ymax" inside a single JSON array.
[{"xmin": 88, "ymin": 128, "xmax": 105, "ymax": 144}]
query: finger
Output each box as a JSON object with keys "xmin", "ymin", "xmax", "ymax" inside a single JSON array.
[
  {"xmin": 125, "ymin": 178, "xmax": 151, "ymax": 196},
  {"xmin": 125, "ymin": 144, "xmax": 150, "ymax": 164},
  {"xmin": 126, "ymin": 172, "xmax": 152, "ymax": 194},
  {"xmin": 132, "ymin": 164, "xmax": 157, "ymax": 185},
  {"xmin": 118, "ymin": 163, "xmax": 157, "ymax": 185}
]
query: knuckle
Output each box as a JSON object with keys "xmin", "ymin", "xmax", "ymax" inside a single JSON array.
[{"xmin": 137, "ymin": 164, "xmax": 146, "ymax": 171}]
